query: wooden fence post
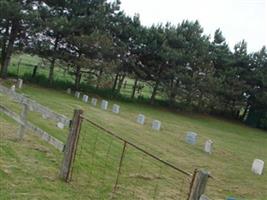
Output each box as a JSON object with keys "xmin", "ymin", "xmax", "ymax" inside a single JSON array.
[
  {"xmin": 188, "ymin": 169, "xmax": 209, "ymax": 200},
  {"xmin": 17, "ymin": 103, "xmax": 29, "ymax": 140},
  {"xmin": 59, "ymin": 109, "xmax": 83, "ymax": 182}
]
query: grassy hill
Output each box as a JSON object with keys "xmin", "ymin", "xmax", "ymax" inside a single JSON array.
[{"xmin": 0, "ymin": 82, "xmax": 267, "ymax": 199}]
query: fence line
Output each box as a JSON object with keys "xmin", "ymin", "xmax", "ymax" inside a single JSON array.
[
  {"xmin": 0, "ymin": 104, "xmax": 65, "ymax": 151},
  {"xmin": 0, "ymin": 84, "xmax": 70, "ymax": 126}
]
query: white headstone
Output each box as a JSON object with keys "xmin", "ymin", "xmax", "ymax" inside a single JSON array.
[
  {"xmin": 17, "ymin": 79, "xmax": 23, "ymax": 89},
  {"xmin": 137, "ymin": 114, "xmax": 145, "ymax": 125},
  {"xmin": 75, "ymin": 91, "xmax": 80, "ymax": 99},
  {"xmin": 42, "ymin": 114, "xmax": 48, "ymax": 119},
  {"xmin": 112, "ymin": 104, "xmax": 120, "ymax": 114},
  {"xmin": 57, "ymin": 122, "xmax": 64, "ymax": 129},
  {"xmin": 91, "ymin": 98, "xmax": 97, "ymax": 106},
  {"xmin": 101, "ymin": 100, "xmax": 108, "ymax": 110},
  {"xmin": 186, "ymin": 132, "xmax": 198, "ymax": 145},
  {"xmin": 152, "ymin": 120, "xmax": 161, "ymax": 131},
  {"xmin": 10, "ymin": 85, "xmax": 16, "ymax": 92},
  {"xmin": 252, "ymin": 159, "xmax": 264, "ymax": 175},
  {"xmin": 204, "ymin": 140, "xmax": 213, "ymax": 154},
  {"xmin": 67, "ymin": 88, "xmax": 71, "ymax": 94},
  {"xmin": 82, "ymin": 95, "xmax": 89, "ymax": 103}
]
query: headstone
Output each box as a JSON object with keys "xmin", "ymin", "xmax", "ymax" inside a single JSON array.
[
  {"xmin": 75, "ymin": 91, "xmax": 80, "ymax": 99},
  {"xmin": 67, "ymin": 88, "xmax": 71, "ymax": 94},
  {"xmin": 136, "ymin": 114, "xmax": 145, "ymax": 125},
  {"xmin": 82, "ymin": 95, "xmax": 89, "ymax": 103},
  {"xmin": 10, "ymin": 85, "xmax": 16, "ymax": 92},
  {"xmin": 42, "ymin": 114, "xmax": 48, "ymax": 119},
  {"xmin": 57, "ymin": 122, "xmax": 64, "ymax": 129},
  {"xmin": 185, "ymin": 132, "xmax": 198, "ymax": 145},
  {"xmin": 204, "ymin": 140, "xmax": 213, "ymax": 154},
  {"xmin": 17, "ymin": 79, "xmax": 23, "ymax": 89},
  {"xmin": 91, "ymin": 98, "xmax": 97, "ymax": 106},
  {"xmin": 101, "ymin": 100, "xmax": 108, "ymax": 110},
  {"xmin": 152, "ymin": 120, "xmax": 161, "ymax": 131},
  {"xmin": 199, "ymin": 195, "xmax": 209, "ymax": 200},
  {"xmin": 252, "ymin": 159, "xmax": 264, "ymax": 175},
  {"xmin": 112, "ymin": 104, "xmax": 120, "ymax": 114}
]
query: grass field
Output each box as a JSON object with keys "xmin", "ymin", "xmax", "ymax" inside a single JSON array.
[{"xmin": 0, "ymin": 80, "xmax": 267, "ymax": 199}]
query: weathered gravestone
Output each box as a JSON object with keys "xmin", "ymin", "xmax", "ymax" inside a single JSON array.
[
  {"xmin": 17, "ymin": 79, "xmax": 23, "ymax": 89},
  {"xmin": 186, "ymin": 132, "xmax": 198, "ymax": 145},
  {"xmin": 91, "ymin": 98, "xmax": 97, "ymax": 106},
  {"xmin": 136, "ymin": 114, "xmax": 145, "ymax": 125},
  {"xmin": 10, "ymin": 85, "xmax": 16, "ymax": 92},
  {"xmin": 252, "ymin": 159, "xmax": 264, "ymax": 175},
  {"xmin": 204, "ymin": 140, "xmax": 213, "ymax": 154},
  {"xmin": 82, "ymin": 95, "xmax": 89, "ymax": 103},
  {"xmin": 112, "ymin": 104, "xmax": 120, "ymax": 114},
  {"xmin": 57, "ymin": 122, "xmax": 64, "ymax": 129},
  {"xmin": 101, "ymin": 100, "xmax": 108, "ymax": 110},
  {"xmin": 67, "ymin": 88, "xmax": 71, "ymax": 94},
  {"xmin": 75, "ymin": 91, "xmax": 80, "ymax": 99},
  {"xmin": 152, "ymin": 120, "xmax": 161, "ymax": 131},
  {"xmin": 199, "ymin": 195, "xmax": 209, "ymax": 200}
]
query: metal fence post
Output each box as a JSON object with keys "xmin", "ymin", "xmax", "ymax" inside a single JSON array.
[
  {"xmin": 59, "ymin": 109, "xmax": 83, "ymax": 182},
  {"xmin": 188, "ymin": 169, "xmax": 209, "ymax": 200},
  {"xmin": 17, "ymin": 103, "xmax": 29, "ymax": 140}
]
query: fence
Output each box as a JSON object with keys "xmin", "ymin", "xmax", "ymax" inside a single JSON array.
[
  {"xmin": 0, "ymin": 83, "xmax": 211, "ymax": 199},
  {"xmin": 0, "ymin": 84, "xmax": 69, "ymax": 151},
  {"xmin": 64, "ymin": 111, "xmax": 211, "ymax": 200}
]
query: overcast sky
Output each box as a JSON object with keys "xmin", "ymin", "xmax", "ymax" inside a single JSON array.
[{"xmin": 119, "ymin": 0, "xmax": 267, "ymax": 53}]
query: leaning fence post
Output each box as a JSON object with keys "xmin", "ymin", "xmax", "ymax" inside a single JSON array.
[
  {"xmin": 188, "ymin": 169, "xmax": 209, "ymax": 200},
  {"xmin": 59, "ymin": 109, "xmax": 83, "ymax": 182},
  {"xmin": 17, "ymin": 103, "xmax": 29, "ymax": 140}
]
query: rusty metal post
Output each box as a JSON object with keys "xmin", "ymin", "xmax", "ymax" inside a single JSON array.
[
  {"xmin": 59, "ymin": 109, "xmax": 83, "ymax": 182},
  {"xmin": 112, "ymin": 141, "xmax": 127, "ymax": 196}
]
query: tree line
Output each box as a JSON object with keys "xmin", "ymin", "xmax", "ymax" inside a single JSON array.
[{"xmin": 0, "ymin": 0, "xmax": 266, "ymax": 129}]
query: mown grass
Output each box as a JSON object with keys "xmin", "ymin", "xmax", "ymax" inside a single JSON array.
[{"xmin": 0, "ymin": 80, "xmax": 267, "ymax": 199}]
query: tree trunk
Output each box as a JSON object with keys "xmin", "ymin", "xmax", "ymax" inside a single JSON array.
[
  {"xmin": 150, "ymin": 79, "xmax": 160, "ymax": 104},
  {"xmin": 32, "ymin": 65, "xmax": 38, "ymax": 78},
  {"xmin": 117, "ymin": 74, "xmax": 125, "ymax": 93},
  {"xmin": 0, "ymin": 20, "xmax": 18, "ymax": 79},
  {"xmin": 1, "ymin": 24, "xmax": 9, "ymax": 71},
  {"xmin": 131, "ymin": 78, "xmax": 138, "ymax": 99},
  {"xmin": 96, "ymin": 69, "xmax": 103, "ymax": 89},
  {"xmin": 48, "ymin": 35, "xmax": 60, "ymax": 85},
  {"xmin": 241, "ymin": 104, "xmax": 250, "ymax": 121},
  {"xmin": 74, "ymin": 66, "xmax": 81, "ymax": 90},
  {"xmin": 112, "ymin": 72, "xmax": 119, "ymax": 92}
]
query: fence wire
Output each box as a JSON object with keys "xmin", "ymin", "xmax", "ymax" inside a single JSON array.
[{"xmin": 72, "ymin": 117, "xmax": 192, "ymax": 199}]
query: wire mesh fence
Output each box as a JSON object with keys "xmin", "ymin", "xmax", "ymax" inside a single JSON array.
[{"xmin": 72, "ymin": 116, "xmax": 193, "ymax": 199}]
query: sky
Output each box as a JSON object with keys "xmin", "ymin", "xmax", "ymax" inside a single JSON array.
[{"xmin": 119, "ymin": 0, "xmax": 267, "ymax": 53}]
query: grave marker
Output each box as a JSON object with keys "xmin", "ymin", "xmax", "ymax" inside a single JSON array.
[
  {"xmin": 91, "ymin": 98, "xmax": 97, "ymax": 106},
  {"xmin": 152, "ymin": 120, "xmax": 161, "ymax": 131},
  {"xmin": 57, "ymin": 122, "xmax": 64, "ymax": 129},
  {"xmin": 75, "ymin": 91, "xmax": 80, "ymax": 99},
  {"xmin": 101, "ymin": 100, "xmax": 108, "ymax": 110},
  {"xmin": 137, "ymin": 114, "xmax": 145, "ymax": 125},
  {"xmin": 17, "ymin": 79, "xmax": 23, "ymax": 89},
  {"xmin": 82, "ymin": 95, "xmax": 89, "ymax": 103},
  {"xmin": 252, "ymin": 159, "xmax": 264, "ymax": 175},
  {"xmin": 204, "ymin": 140, "xmax": 213, "ymax": 154},
  {"xmin": 112, "ymin": 104, "xmax": 120, "ymax": 114},
  {"xmin": 10, "ymin": 85, "xmax": 16, "ymax": 92},
  {"xmin": 67, "ymin": 88, "xmax": 71, "ymax": 94},
  {"xmin": 186, "ymin": 132, "xmax": 198, "ymax": 145}
]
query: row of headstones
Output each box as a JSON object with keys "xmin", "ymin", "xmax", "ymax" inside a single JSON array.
[
  {"xmin": 185, "ymin": 132, "xmax": 264, "ymax": 175},
  {"xmin": 10, "ymin": 79, "xmax": 23, "ymax": 92},
  {"xmin": 69, "ymin": 89, "xmax": 162, "ymax": 131},
  {"xmin": 69, "ymin": 89, "xmax": 265, "ymax": 176}
]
